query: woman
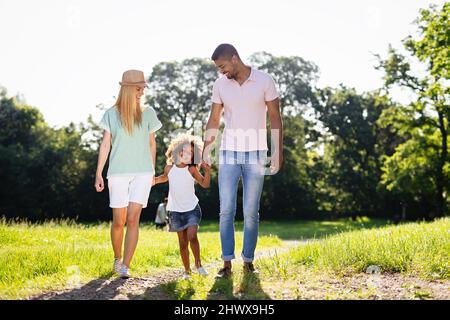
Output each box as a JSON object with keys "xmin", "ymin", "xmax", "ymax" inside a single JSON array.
[{"xmin": 95, "ymin": 70, "xmax": 162, "ymax": 278}]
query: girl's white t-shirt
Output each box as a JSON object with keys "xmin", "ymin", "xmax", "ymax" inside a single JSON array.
[{"xmin": 167, "ymin": 165, "xmax": 199, "ymax": 212}]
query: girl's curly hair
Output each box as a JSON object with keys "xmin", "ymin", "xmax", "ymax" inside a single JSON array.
[{"xmin": 165, "ymin": 133, "xmax": 204, "ymax": 166}]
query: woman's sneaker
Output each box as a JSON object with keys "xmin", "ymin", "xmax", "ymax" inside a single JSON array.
[
  {"xmin": 195, "ymin": 266, "xmax": 208, "ymax": 276},
  {"xmin": 119, "ymin": 265, "xmax": 130, "ymax": 279},
  {"xmin": 113, "ymin": 258, "xmax": 122, "ymax": 274}
]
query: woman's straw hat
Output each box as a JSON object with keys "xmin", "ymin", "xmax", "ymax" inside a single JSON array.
[{"xmin": 119, "ymin": 70, "xmax": 148, "ymax": 87}]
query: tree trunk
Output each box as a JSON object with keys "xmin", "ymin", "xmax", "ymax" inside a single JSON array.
[{"xmin": 435, "ymin": 110, "xmax": 447, "ymax": 217}]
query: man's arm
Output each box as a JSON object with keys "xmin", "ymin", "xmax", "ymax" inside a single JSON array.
[
  {"xmin": 266, "ymin": 97, "xmax": 283, "ymax": 174},
  {"xmin": 203, "ymin": 103, "xmax": 223, "ymax": 165}
]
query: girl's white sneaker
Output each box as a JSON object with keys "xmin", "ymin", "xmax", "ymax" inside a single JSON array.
[
  {"xmin": 196, "ymin": 266, "xmax": 208, "ymax": 276},
  {"xmin": 182, "ymin": 272, "xmax": 191, "ymax": 280}
]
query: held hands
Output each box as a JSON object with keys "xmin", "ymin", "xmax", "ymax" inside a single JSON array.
[
  {"xmin": 200, "ymin": 162, "xmax": 211, "ymax": 172},
  {"xmin": 95, "ymin": 175, "xmax": 104, "ymax": 192}
]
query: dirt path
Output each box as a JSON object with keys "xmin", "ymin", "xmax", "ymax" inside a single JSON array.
[
  {"xmin": 32, "ymin": 240, "xmax": 449, "ymax": 300},
  {"xmin": 32, "ymin": 240, "xmax": 302, "ymax": 300}
]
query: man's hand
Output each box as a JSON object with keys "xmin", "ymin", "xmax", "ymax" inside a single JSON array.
[
  {"xmin": 202, "ymin": 136, "xmax": 215, "ymax": 166},
  {"xmin": 268, "ymin": 152, "xmax": 283, "ymax": 175},
  {"xmin": 95, "ymin": 175, "xmax": 104, "ymax": 192}
]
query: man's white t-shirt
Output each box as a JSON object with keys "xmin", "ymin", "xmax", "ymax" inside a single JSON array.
[{"xmin": 211, "ymin": 68, "xmax": 279, "ymax": 152}]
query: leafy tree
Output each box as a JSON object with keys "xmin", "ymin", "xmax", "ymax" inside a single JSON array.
[{"xmin": 376, "ymin": 3, "xmax": 450, "ymax": 217}]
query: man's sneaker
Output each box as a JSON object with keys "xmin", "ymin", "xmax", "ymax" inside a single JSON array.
[
  {"xmin": 119, "ymin": 265, "xmax": 130, "ymax": 279},
  {"xmin": 215, "ymin": 266, "xmax": 232, "ymax": 279},
  {"xmin": 113, "ymin": 258, "xmax": 122, "ymax": 274},
  {"xmin": 243, "ymin": 262, "xmax": 259, "ymax": 274},
  {"xmin": 182, "ymin": 272, "xmax": 191, "ymax": 280},
  {"xmin": 195, "ymin": 266, "xmax": 208, "ymax": 276}
]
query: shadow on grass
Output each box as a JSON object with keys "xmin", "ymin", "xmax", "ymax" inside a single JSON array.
[
  {"xmin": 236, "ymin": 272, "xmax": 271, "ymax": 300},
  {"xmin": 129, "ymin": 270, "xmax": 272, "ymax": 300},
  {"xmin": 206, "ymin": 276, "xmax": 236, "ymax": 300},
  {"xmin": 32, "ymin": 272, "xmax": 126, "ymax": 300}
]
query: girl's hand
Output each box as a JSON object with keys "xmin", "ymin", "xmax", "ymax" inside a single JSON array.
[
  {"xmin": 201, "ymin": 162, "xmax": 211, "ymax": 172},
  {"xmin": 95, "ymin": 175, "xmax": 104, "ymax": 192}
]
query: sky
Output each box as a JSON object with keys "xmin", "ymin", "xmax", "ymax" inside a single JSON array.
[{"xmin": 0, "ymin": 0, "xmax": 445, "ymax": 128}]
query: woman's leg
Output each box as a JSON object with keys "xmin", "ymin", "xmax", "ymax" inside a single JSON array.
[
  {"xmin": 111, "ymin": 208, "xmax": 127, "ymax": 259},
  {"xmin": 187, "ymin": 226, "xmax": 202, "ymax": 268},
  {"xmin": 177, "ymin": 229, "xmax": 190, "ymax": 272},
  {"xmin": 122, "ymin": 202, "xmax": 143, "ymax": 268}
]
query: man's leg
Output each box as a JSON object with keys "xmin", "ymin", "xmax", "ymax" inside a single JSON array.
[
  {"xmin": 241, "ymin": 152, "xmax": 266, "ymax": 263},
  {"xmin": 218, "ymin": 151, "xmax": 241, "ymax": 268}
]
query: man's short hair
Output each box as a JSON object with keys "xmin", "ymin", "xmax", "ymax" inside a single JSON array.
[{"xmin": 211, "ymin": 43, "xmax": 239, "ymax": 61}]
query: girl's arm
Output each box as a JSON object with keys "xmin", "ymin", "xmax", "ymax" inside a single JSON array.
[
  {"xmin": 95, "ymin": 130, "xmax": 112, "ymax": 192},
  {"xmin": 188, "ymin": 163, "xmax": 210, "ymax": 188},
  {"xmin": 153, "ymin": 165, "xmax": 172, "ymax": 185}
]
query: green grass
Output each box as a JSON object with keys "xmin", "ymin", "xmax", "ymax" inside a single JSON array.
[
  {"xmin": 161, "ymin": 218, "xmax": 449, "ymax": 300},
  {"xmin": 3, "ymin": 217, "xmax": 447, "ymax": 300},
  {"xmin": 200, "ymin": 216, "xmax": 388, "ymax": 240},
  {"xmin": 282, "ymin": 217, "xmax": 450, "ymax": 279},
  {"xmin": 0, "ymin": 219, "xmax": 281, "ymax": 299}
]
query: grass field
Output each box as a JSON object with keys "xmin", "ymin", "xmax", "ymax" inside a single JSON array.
[
  {"xmin": 162, "ymin": 218, "xmax": 449, "ymax": 300},
  {"xmin": 0, "ymin": 218, "xmax": 284, "ymax": 299},
  {"xmin": 1, "ymin": 217, "xmax": 448, "ymax": 300}
]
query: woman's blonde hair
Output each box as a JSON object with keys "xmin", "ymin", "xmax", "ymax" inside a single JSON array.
[
  {"xmin": 114, "ymin": 85, "xmax": 142, "ymax": 134},
  {"xmin": 165, "ymin": 133, "xmax": 204, "ymax": 166}
]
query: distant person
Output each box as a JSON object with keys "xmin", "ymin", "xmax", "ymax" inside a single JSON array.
[
  {"xmin": 203, "ymin": 44, "xmax": 283, "ymax": 278},
  {"xmin": 153, "ymin": 133, "xmax": 210, "ymax": 279},
  {"xmin": 94, "ymin": 70, "xmax": 162, "ymax": 279},
  {"xmin": 155, "ymin": 198, "xmax": 169, "ymax": 230}
]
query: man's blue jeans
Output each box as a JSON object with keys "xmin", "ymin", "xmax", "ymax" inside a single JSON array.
[{"xmin": 218, "ymin": 150, "xmax": 267, "ymax": 263}]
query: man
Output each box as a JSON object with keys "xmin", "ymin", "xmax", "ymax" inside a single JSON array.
[
  {"xmin": 155, "ymin": 197, "xmax": 168, "ymax": 230},
  {"xmin": 203, "ymin": 43, "xmax": 283, "ymax": 278}
]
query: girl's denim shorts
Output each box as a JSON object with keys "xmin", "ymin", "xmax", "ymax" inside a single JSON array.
[{"xmin": 168, "ymin": 203, "xmax": 202, "ymax": 232}]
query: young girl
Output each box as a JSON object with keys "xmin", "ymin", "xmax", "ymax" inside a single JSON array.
[{"xmin": 153, "ymin": 133, "xmax": 210, "ymax": 279}]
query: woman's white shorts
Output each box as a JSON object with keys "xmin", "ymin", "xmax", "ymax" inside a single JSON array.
[{"xmin": 107, "ymin": 174, "xmax": 153, "ymax": 208}]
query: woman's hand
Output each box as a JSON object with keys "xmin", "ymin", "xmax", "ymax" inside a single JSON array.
[{"xmin": 95, "ymin": 175, "xmax": 104, "ymax": 192}]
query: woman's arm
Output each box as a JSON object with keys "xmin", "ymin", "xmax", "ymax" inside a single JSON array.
[
  {"xmin": 188, "ymin": 163, "xmax": 211, "ymax": 188},
  {"xmin": 95, "ymin": 130, "xmax": 112, "ymax": 192},
  {"xmin": 154, "ymin": 165, "xmax": 171, "ymax": 185},
  {"xmin": 150, "ymin": 132, "xmax": 156, "ymax": 170}
]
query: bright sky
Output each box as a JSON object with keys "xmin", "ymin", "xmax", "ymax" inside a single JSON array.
[{"xmin": 0, "ymin": 0, "xmax": 445, "ymax": 127}]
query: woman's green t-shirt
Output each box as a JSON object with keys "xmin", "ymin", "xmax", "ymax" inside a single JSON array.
[{"xmin": 99, "ymin": 106, "xmax": 162, "ymax": 177}]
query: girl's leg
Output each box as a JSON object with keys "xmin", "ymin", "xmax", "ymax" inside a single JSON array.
[
  {"xmin": 177, "ymin": 229, "xmax": 190, "ymax": 273},
  {"xmin": 187, "ymin": 225, "xmax": 202, "ymax": 268},
  {"xmin": 111, "ymin": 208, "xmax": 127, "ymax": 259},
  {"xmin": 122, "ymin": 202, "xmax": 143, "ymax": 268}
]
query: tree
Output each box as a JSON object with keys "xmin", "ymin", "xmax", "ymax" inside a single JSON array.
[
  {"xmin": 146, "ymin": 58, "xmax": 218, "ymax": 135},
  {"xmin": 376, "ymin": 3, "xmax": 450, "ymax": 217},
  {"xmin": 312, "ymin": 87, "xmax": 400, "ymax": 216}
]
